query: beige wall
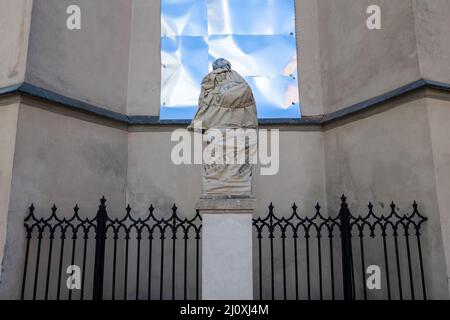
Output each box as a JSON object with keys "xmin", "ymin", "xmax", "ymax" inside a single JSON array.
[
  {"xmin": 324, "ymin": 98, "xmax": 449, "ymax": 298},
  {"xmin": 427, "ymin": 98, "xmax": 450, "ymax": 292},
  {"xmin": 127, "ymin": 128, "xmax": 326, "ymax": 218},
  {"xmin": 126, "ymin": 0, "xmax": 161, "ymax": 116},
  {"xmin": 0, "ymin": 0, "xmax": 32, "ymax": 88},
  {"xmin": 0, "ymin": 101, "xmax": 20, "ymax": 281},
  {"xmin": 317, "ymin": 0, "xmax": 420, "ymax": 114},
  {"xmin": 25, "ymin": 0, "xmax": 133, "ymax": 113},
  {"xmin": 413, "ymin": 0, "xmax": 450, "ymax": 84},
  {"xmin": 295, "ymin": 0, "xmax": 324, "ymax": 115},
  {"xmin": 127, "ymin": 129, "xmax": 201, "ymax": 216},
  {"xmin": 0, "ymin": 102, "xmax": 128, "ymax": 299}
]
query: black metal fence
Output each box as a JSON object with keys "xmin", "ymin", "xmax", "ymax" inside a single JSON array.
[
  {"xmin": 22, "ymin": 195, "xmax": 427, "ymax": 300},
  {"xmin": 21, "ymin": 197, "xmax": 202, "ymax": 300},
  {"xmin": 253, "ymin": 195, "xmax": 428, "ymax": 300}
]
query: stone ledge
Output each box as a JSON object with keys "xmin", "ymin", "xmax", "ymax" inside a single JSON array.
[{"xmin": 196, "ymin": 196, "xmax": 256, "ymax": 214}]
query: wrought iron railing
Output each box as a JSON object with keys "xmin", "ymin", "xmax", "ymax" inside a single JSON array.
[
  {"xmin": 21, "ymin": 197, "xmax": 202, "ymax": 300},
  {"xmin": 21, "ymin": 195, "xmax": 427, "ymax": 300},
  {"xmin": 253, "ymin": 195, "xmax": 427, "ymax": 300}
]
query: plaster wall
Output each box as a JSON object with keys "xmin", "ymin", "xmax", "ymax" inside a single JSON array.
[
  {"xmin": 413, "ymin": 0, "xmax": 450, "ymax": 84},
  {"xmin": 427, "ymin": 97, "xmax": 450, "ymax": 292},
  {"xmin": 0, "ymin": 102, "xmax": 128, "ymax": 299},
  {"xmin": 324, "ymin": 98, "xmax": 449, "ymax": 298},
  {"xmin": 0, "ymin": 0, "xmax": 33, "ymax": 88},
  {"xmin": 126, "ymin": 129, "xmax": 327, "ymax": 217},
  {"xmin": 317, "ymin": 0, "xmax": 421, "ymax": 113},
  {"xmin": 25, "ymin": 0, "xmax": 133, "ymax": 113},
  {"xmin": 0, "ymin": 102, "xmax": 20, "ymax": 281}
]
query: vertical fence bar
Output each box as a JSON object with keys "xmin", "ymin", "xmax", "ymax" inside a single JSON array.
[
  {"xmin": 21, "ymin": 204, "xmax": 36, "ymax": 300},
  {"xmin": 160, "ymin": 230, "xmax": 165, "ymax": 300},
  {"xmin": 124, "ymin": 232, "xmax": 130, "ymax": 300},
  {"xmin": 21, "ymin": 226, "xmax": 32, "ymax": 300},
  {"xmin": 111, "ymin": 232, "xmax": 118, "ymax": 300},
  {"xmin": 293, "ymin": 231, "xmax": 299, "ymax": 300},
  {"xmin": 148, "ymin": 231, "xmax": 153, "ymax": 300},
  {"xmin": 147, "ymin": 205, "xmax": 154, "ymax": 300},
  {"xmin": 329, "ymin": 228, "xmax": 335, "ymax": 300},
  {"xmin": 92, "ymin": 196, "xmax": 107, "ymax": 300},
  {"xmin": 195, "ymin": 229, "xmax": 200, "ymax": 300},
  {"xmin": 268, "ymin": 203, "xmax": 275, "ymax": 300},
  {"xmin": 281, "ymin": 228, "xmax": 287, "ymax": 300},
  {"xmin": 358, "ymin": 231, "xmax": 367, "ymax": 300},
  {"xmin": 317, "ymin": 232, "xmax": 323, "ymax": 300},
  {"xmin": 339, "ymin": 195, "xmax": 354, "ymax": 300},
  {"xmin": 44, "ymin": 230, "xmax": 54, "ymax": 300},
  {"xmin": 257, "ymin": 230, "xmax": 263, "ymax": 300},
  {"xmin": 316, "ymin": 203, "xmax": 323, "ymax": 300},
  {"xmin": 56, "ymin": 208, "xmax": 65, "ymax": 300},
  {"xmin": 80, "ymin": 230, "xmax": 88, "ymax": 300},
  {"xmin": 404, "ymin": 225, "xmax": 415, "ymax": 300},
  {"xmin": 68, "ymin": 231, "xmax": 77, "ymax": 300},
  {"xmin": 416, "ymin": 231, "xmax": 427, "ymax": 300},
  {"xmin": 413, "ymin": 201, "xmax": 427, "ymax": 300},
  {"xmin": 183, "ymin": 229, "xmax": 188, "ymax": 300},
  {"xmin": 68, "ymin": 206, "xmax": 78, "ymax": 301},
  {"xmin": 136, "ymin": 229, "xmax": 142, "ymax": 300},
  {"xmin": 305, "ymin": 231, "xmax": 311, "ymax": 300},
  {"xmin": 171, "ymin": 205, "xmax": 177, "ymax": 300},
  {"xmin": 381, "ymin": 226, "xmax": 391, "ymax": 300},
  {"xmin": 32, "ymin": 226, "xmax": 43, "ymax": 300}
]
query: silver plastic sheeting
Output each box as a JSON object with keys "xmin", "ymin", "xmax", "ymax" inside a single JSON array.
[{"xmin": 160, "ymin": 0, "xmax": 300, "ymax": 120}]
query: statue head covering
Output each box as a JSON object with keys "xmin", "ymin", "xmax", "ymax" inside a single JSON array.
[
  {"xmin": 212, "ymin": 58, "xmax": 231, "ymax": 71},
  {"xmin": 188, "ymin": 58, "xmax": 258, "ymax": 131}
]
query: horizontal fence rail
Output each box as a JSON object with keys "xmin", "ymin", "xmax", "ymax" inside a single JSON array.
[
  {"xmin": 21, "ymin": 197, "xmax": 202, "ymax": 300},
  {"xmin": 22, "ymin": 195, "xmax": 427, "ymax": 300},
  {"xmin": 253, "ymin": 195, "xmax": 428, "ymax": 300}
]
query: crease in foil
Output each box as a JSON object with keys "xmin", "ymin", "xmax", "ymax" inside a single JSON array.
[{"xmin": 161, "ymin": 0, "xmax": 300, "ymax": 120}]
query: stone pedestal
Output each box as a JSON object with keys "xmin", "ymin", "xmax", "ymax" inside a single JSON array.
[{"xmin": 197, "ymin": 196, "xmax": 255, "ymax": 300}]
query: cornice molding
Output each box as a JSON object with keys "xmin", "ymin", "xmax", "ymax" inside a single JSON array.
[{"xmin": 0, "ymin": 79, "xmax": 449, "ymax": 129}]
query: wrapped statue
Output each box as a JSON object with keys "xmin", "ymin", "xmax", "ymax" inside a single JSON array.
[{"xmin": 188, "ymin": 58, "xmax": 258, "ymax": 197}]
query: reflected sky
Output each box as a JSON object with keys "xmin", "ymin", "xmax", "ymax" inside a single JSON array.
[{"xmin": 161, "ymin": 0, "xmax": 300, "ymax": 120}]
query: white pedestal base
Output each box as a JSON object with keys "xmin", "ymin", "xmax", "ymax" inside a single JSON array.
[{"xmin": 202, "ymin": 214, "xmax": 253, "ymax": 300}]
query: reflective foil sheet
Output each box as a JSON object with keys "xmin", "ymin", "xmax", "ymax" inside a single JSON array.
[{"xmin": 160, "ymin": 0, "xmax": 300, "ymax": 120}]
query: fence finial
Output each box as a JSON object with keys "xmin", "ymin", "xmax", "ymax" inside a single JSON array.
[{"xmin": 315, "ymin": 202, "xmax": 321, "ymax": 212}]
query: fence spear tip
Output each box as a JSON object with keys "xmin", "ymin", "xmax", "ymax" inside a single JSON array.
[{"xmin": 315, "ymin": 202, "xmax": 321, "ymax": 211}]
